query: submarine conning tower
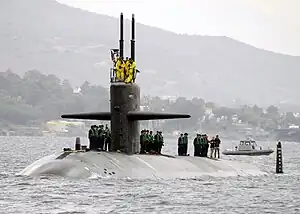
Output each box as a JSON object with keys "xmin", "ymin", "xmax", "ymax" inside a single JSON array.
[
  {"xmin": 110, "ymin": 82, "xmax": 140, "ymax": 153},
  {"xmin": 61, "ymin": 13, "xmax": 191, "ymax": 154}
]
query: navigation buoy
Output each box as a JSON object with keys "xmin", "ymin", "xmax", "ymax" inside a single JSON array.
[{"xmin": 276, "ymin": 142, "xmax": 283, "ymax": 173}]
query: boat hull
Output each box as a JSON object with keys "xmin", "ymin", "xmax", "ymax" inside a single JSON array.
[{"xmin": 222, "ymin": 149, "xmax": 274, "ymax": 156}]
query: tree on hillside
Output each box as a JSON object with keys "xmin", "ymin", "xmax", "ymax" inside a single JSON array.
[
  {"xmin": 285, "ymin": 112, "xmax": 297, "ymax": 124},
  {"xmin": 213, "ymin": 106, "xmax": 236, "ymax": 118},
  {"xmin": 2, "ymin": 69, "xmax": 300, "ymax": 133},
  {"xmin": 265, "ymin": 105, "xmax": 280, "ymax": 119},
  {"xmin": 0, "ymin": 69, "xmax": 109, "ymax": 125}
]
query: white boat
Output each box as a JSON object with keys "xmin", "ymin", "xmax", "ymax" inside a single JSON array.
[{"xmin": 222, "ymin": 140, "xmax": 274, "ymax": 156}]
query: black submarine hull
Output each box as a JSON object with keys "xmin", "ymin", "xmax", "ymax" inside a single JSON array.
[{"xmin": 19, "ymin": 151, "xmax": 267, "ymax": 179}]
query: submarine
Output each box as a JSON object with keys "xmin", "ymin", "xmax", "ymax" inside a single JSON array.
[{"xmin": 19, "ymin": 13, "xmax": 267, "ymax": 179}]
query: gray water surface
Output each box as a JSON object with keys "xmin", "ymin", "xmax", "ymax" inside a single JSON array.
[{"xmin": 0, "ymin": 136, "xmax": 299, "ymax": 214}]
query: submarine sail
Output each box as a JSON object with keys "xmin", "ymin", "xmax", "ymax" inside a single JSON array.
[{"xmin": 61, "ymin": 13, "xmax": 190, "ymax": 154}]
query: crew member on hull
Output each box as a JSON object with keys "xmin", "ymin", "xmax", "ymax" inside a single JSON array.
[
  {"xmin": 183, "ymin": 133, "xmax": 188, "ymax": 155},
  {"xmin": 199, "ymin": 134, "xmax": 208, "ymax": 157},
  {"xmin": 104, "ymin": 125, "xmax": 111, "ymax": 151},
  {"xmin": 139, "ymin": 130, "xmax": 164, "ymax": 154},
  {"xmin": 198, "ymin": 134, "xmax": 203, "ymax": 157},
  {"xmin": 210, "ymin": 137, "xmax": 215, "ymax": 158},
  {"xmin": 214, "ymin": 135, "xmax": 221, "ymax": 159},
  {"xmin": 178, "ymin": 133, "xmax": 184, "ymax": 156},
  {"xmin": 154, "ymin": 131, "xmax": 160, "ymax": 153},
  {"xmin": 144, "ymin": 130, "xmax": 149, "ymax": 152},
  {"xmin": 105, "ymin": 132, "xmax": 112, "ymax": 151},
  {"xmin": 158, "ymin": 131, "xmax": 164, "ymax": 154},
  {"xmin": 203, "ymin": 134, "xmax": 209, "ymax": 157},
  {"xmin": 97, "ymin": 125, "xmax": 105, "ymax": 150},
  {"xmin": 88, "ymin": 125, "xmax": 97, "ymax": 150},
  {"xmin": 148, "ymin": 130, "xmax": 154, "ymax": 153},
  {"xmin": 140, "ymin": 130, "xmax": 146, "ymax": 154},
  {"xmin": 193, "ymin": 134, "xmax": 201, "ymax": 156}
]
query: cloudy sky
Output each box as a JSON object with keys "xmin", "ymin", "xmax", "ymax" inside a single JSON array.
[{"xmin": 57, "ymin": 0, "xmax": 300, "ymax": 56}]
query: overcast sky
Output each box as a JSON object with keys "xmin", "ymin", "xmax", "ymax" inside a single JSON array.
[{"xmin": 57, "ymin": 0, "xmax": 300, "ymax": 56}]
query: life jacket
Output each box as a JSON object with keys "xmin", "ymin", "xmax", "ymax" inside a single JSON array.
[
  {"xmin": 89, "ymin": 128, "xmax": 97, "ymax": 138},
  {"xmin": 145, "ymin": 134, "xmax": 150, "ymax": 142},
  {"xmin": 193, "ymin": 137, "xmax": 199, "ymax": 145},
  {"xmin": 197, "ymin": 137, "xmax": 202, "ymax": 145},
  {"xmin": 178, "ymin": 136, "xmax": 184, "ymax": 144},
  {"xmin": 125, "ymin": 60, "xmax": 130, "ymax": 74},
  {"xmin": 199, "ymin": 137, "xmax": 204, "ymax": 144},
  {"xmin": 130, "ymin": 61, "xmax": 136, "ymax": 69},
  {"xmin": 105, "ymin": 128, "xmax": 110, "ymax": 136},
  {"xmin": 159, "ymin": 135, "xmax": 164, "ymax": 143},
  {"xmin": 116, "ymin": 59, "xmax": 122, "ymax": 70},
  {"xmin": 183, "ymin": 136, "xmax": 188, "ymax": 144},
  {"xmin": 159, "ymin": 136, "xmax": 164, "ymax": 146},
  {"xmin": 149, "ymin": 135, "xmax": 154, "ymax": 143},
  {"xmin": 98, "ymin": 128, "xmax": 104, "ymax": 137},
  {"xmin": 140, "ymin": 133, "xmax": 147, "ymax": 143}
]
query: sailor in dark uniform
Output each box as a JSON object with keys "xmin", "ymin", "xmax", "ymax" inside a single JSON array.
[
  {"xmin": 183, "ymin": 133, "xmax": 188, "ymax": 155},
  {"xmin": 104, "ymin": 125, "xmax": 111, "ymax": 151},
  {"xmin": 88, "ymin": 125, "xmax": 97, "ymax": 150},
  {"xmin": 178, "ymin": 134, "xmax": 184, "ymax": 156},
  {"xmin": 193, "ymin": 134, "xmax": 201, "ymax": 156},
  {"xmin": 158, "ymin": 131, "xmax": 164, "ymax": 154},
  {"xmin": 209, "ymin": 137, "xmax": 215, "ymax": 158},
  {"xmin": 140, "ymin": 130, "xmax": 146, "ymax": 154},
  {"xmin": 203, "ymin": 134, "xmax": 209, "ymax": 157},
  {"xmin": 97, "ymin": 125, "xmax": 105, "ymax": 150},
  {"xmin": 214, "ymin": 135, "xmax": 221, "ymax": 159}
]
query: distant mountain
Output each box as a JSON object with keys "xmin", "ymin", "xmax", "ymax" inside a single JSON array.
[{"xmin": 1, "ymin": 0, "xmax": 300, "ymax": 107}]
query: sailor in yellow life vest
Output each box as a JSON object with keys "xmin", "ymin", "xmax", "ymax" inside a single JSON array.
[
  {"xmin": 125, "ymin": 58, "xmax": 136, "ymax": 83},
  {"xmin": 124, "ymin": 57, "xmax": 130, "ymax": 80},
  {"xmin": 115, "ymin": 57, "xmax": 125, "ymax": 81}
]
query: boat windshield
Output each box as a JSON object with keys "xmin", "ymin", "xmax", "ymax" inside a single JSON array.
[
  {"xmin": 240, "ymin": 140, "xmax": 257, "ymax": 145},
  {"xmin": 239, "ymin": 140, "xmax": 257, "ymax": 150}
]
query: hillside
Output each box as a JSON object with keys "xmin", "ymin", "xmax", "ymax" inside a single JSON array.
[{"xmin": 1, "ymin": 0, "xmax": 300, "ymax": 106}]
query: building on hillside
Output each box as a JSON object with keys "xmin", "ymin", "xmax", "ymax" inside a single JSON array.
[{"xmin": 44, "ymin": 120, "xmax": 86, "ymax": 136}]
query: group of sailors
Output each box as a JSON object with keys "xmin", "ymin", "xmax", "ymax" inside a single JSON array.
[
  {"xmin": 88, "ymin": 124, "xmax": 111, "ymax": 151},
  {"xmin": 114, "ymin": 57, "xmax": 137, "ymax": 83},
  {"xmin": 140, "ymin": 130, "xmax": 164, "ymax": 154},
  {"xmin": 87, "ymin": 125, "xmax": 221, "ymax": 159},
  {"xmin": 178, "ymin": 133, "xmax": 221, "ymax": 159}
]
